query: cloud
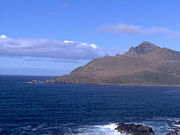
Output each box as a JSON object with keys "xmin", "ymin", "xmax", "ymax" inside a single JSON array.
[
  {"xmin": 0, "ymin": 37, "xmax": 122, "ymax": 60},
  {"xmin": 99, "ymin": 23, "xmax": 180, "ymax": 39},
  {"xmin": 62, "ymin": 3, "xmax": 69, "ymax": 8},
  {"xmin": 0, "ymin": 35, "xmax": 7, "ymax": 39}
]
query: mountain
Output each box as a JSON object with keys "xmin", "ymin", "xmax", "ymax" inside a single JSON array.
[{"xmin": 48, "ymin": 41, "xmax": 180, "ymax": 85}]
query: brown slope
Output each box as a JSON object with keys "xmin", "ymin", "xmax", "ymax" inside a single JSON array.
[{"xmin": 52, "ymin": 41, "xmax": 180, "ymax": 85}]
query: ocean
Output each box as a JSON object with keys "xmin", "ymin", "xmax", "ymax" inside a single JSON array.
[{"xmin": 0, "ymin": 75, "xmax": 180, "ymax": 135}]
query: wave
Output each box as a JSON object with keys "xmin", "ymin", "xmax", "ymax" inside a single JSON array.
[
  {"xmin": 74, "ymin": 123, "xmax": 125, "ymax": 135},
  {"xmin": 73, "ymin": 117, "xmax": 180, "ymax": 135},
  {"xmin": 6, "ymin": 117, "xmax": 180, "ymax": 135}
]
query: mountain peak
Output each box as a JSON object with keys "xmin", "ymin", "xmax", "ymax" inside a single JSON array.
[
  {"xmin": 126, "ymin": 41, "xmax": 160, "ymax": 56},
  {"xmin": 138, "ymin": 41, "xmax": 159, "ymax": 48}
]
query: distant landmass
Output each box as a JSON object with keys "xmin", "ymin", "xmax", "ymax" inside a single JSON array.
[{"xmin": 46, "ymin": 41, "xmax": 180, "ymax": 85}]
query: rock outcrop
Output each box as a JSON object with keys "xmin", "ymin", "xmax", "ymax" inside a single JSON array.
[
  {"xmin": 166, "ymin": 121, "xmax": 180, "ymax": 135},
  {"xmin": 175, "ymin": 121, "xmax": 180, "ymax": 126},
  {"xmin": 115, "ymin": 123, "xmax": 154, "ymax": 135},
  {"xmin": 166, "ymin": 129, "xmax": 180, "ymax": 135}
]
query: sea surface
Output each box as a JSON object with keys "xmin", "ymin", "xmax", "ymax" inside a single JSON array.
[{"xmin": 0, "ymin": 75, "xmax": 180, "ymax": 135}]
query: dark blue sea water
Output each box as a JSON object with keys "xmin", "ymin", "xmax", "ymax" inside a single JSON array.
[{"xmin": 0, "ymin": 75, "xmax": 180, "ymax": 135}]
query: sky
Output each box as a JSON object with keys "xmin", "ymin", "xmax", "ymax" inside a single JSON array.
[{"xmin": 1, "ymin": 0, "xmax": 180, "ymax": 76}]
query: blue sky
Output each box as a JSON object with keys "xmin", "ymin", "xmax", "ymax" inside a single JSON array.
[{"xmin": 1, "ymin": 0, "xmax": 180, "ymax": 76}]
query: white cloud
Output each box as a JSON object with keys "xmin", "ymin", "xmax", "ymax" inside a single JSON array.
[
  {"xmin": 64, "ymin": 40, "xmax": 75, "ymax": 43},
  {"xmin": 0, "ymin": 35, "xmax": 7, "ymax": 39},
  {"xmin": 91, "ymin": 44, "xmax": 97, "ymax": 49},
  {"xmin": 99, "ymin": 23, "xmax": 180, "ymax": 39},
  {"xmin": 0, "ymin": 37, "xmax": 122, "ymax": 60}
]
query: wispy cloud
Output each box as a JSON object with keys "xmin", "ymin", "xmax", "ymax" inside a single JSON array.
[
  {"xmin": 99, "ymin": 23, "xmax": 180, "ymax": 39},
  {"xmin": 0, "ymin": 35, "xmax": 122, "ymax": 60},
  {"xmin": 62, "ymin": 3, "xmax": 69, "ymax": 8}
]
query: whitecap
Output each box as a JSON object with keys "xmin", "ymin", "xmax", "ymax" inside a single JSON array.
[{"xmin": 73, "ymin": 123, "xmax": 129, "ymax": 135}]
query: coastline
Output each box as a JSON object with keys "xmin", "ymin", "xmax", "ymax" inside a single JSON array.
[{"xmin": 29, "ymin": 79, "xmax": 180, "ymax": 87}]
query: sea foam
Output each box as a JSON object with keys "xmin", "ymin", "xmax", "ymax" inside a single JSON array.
[{"xmin": 74, "ymin": 123, "xmax": 128, "ymax": 135}]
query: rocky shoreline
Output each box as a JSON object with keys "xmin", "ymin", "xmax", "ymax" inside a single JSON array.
[
  {"xmin": 29, "ymin": 79, "xmax": 180, "ymax": 87},
  {"xmin": 115, "ymin": 123, "xmax": 154, "ymax": 135},
  {"xmin": 166, "ymin": 128, "xmax": 180, "ymax": 135},
  {"xmin": 28, "ymin": 79, "xmax": 56, "ymax": 84},
  {"xmin": 175, "ymin": 121, "xmax": 180, "ymax": 126},
  {"xmin": 114, "ymin": 121, "xmax": 180, "ymax": 135}
]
